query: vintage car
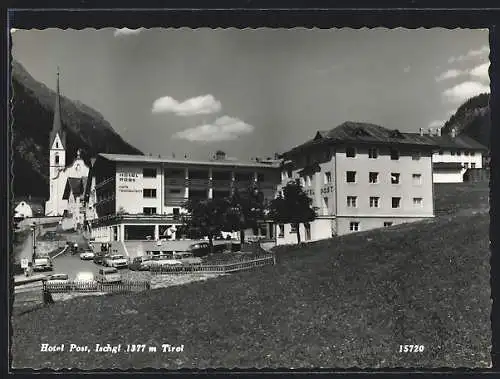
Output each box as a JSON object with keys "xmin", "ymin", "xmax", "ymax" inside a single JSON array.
[
  {"xmin": 96, "ymin": 267, "xmax": 122, "ymax": 284},
  {"xmin": 189, "ymin": 242, "xmax": 211, "ymax": 257},
  {"xmin": 103, "ymin": 254, "xmax": 129, "ymax": 269},
  {"xmin": 33, "ymin": 257, "xmax": 53, "ymax": 272},
  {"xmin": 79, "ymin": 250, "xmax": 95, "ymax": 260}
]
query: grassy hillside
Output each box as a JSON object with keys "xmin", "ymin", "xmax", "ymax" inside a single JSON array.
[
  {"xmin": 11, "ymin": 60, "xmax": 142, "ymax": 198},
  {"xmin": 11, "ymin": 183, "xmax": 490, "ymax": 369}
]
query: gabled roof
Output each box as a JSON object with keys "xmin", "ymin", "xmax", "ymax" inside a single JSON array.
[
  {"xmin": 62, "ymin": 177, "xmax": 87, "ymax": 199},
  {"xmin": 283, "ymin": 121, "xmax": 438, "ymax": 157}
]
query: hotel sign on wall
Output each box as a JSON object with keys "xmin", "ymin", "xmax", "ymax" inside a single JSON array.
[
  {"xmin": 304, "ymin": 185, "xmax": 334, "ymax": 197},
  {"xmin": 117, "ymin": 171, "xmax": 142, "ymax": 193}
]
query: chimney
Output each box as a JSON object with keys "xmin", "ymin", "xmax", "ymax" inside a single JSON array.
[
  {"xmin": 215, "ymin": 150, "xmax": 226, "ymax": 160},
  {"xmin": 419, "ymin": 127, "xmax": 424, "ymax": 136},
  {"xmin": 436, "ymin": 128, "xmax": 441, "ymax": 137},
  {"xmin": 428, "ymin": 128, "xmax": 433, "ymax": 136},
  {"xmin": 451, "ymin": 128, "xmax": 457, "ymax": 138}
]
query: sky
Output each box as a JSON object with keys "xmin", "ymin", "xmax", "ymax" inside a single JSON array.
[{"xmin": 11, "ymin": 28, "xmax": 490, "ymax": 161}]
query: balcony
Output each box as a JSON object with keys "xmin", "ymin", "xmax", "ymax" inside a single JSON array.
[
  {"xmin": 188, "ymin": 178, "xmax": 210, "ymax": 187},
  {"xmin": 211, "ymin": 179, "xmax": 232, "ymax": 188},
  {"xmin": 165, "ymin": 178, "xmax": 185, "ymax": 186},
  {"xmin": 164, "ymin": 197, "xmax": 186, "ymax": 206}
]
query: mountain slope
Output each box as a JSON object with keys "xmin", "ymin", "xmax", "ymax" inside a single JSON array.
[
  {"xmin": 11, "ymin": 60, "xmax": 143, "ymax": 199},
  {"xmin": 441, "ymin": 93, "xmax": 490, "ymax": 149}
]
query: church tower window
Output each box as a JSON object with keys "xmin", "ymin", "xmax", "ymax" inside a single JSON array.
[{"xmin": 55, "ymin": 154, "xmax": 60, "ymax": 164}]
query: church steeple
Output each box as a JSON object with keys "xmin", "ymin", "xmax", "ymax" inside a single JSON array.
[{"xmin": 49, "ymin": 67, "xmax": 66, "ymax": 149}]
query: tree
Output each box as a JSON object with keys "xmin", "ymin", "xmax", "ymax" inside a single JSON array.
[
  {"xmin": 268, "ymin": 179, "xmax": 317, "ymax": 244},
  {"xmin": 225, "ymin": 185, "xmax": 265, "ymax": 243},
  {"xmin": 181, "ymin": 198, "xmax": 231, "ymax": 254}
]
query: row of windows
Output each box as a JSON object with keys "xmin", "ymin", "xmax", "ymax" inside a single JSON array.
[
  {"xmin": 346, "ymin": 147, "xmax": 420, "ymax": 161},
  {"xmin": 438, "ymin": 150, "xmax": 476, "ymax": 156},
  {"xmin": 349, "ymin": 221, "xmax": 393, "ymax": 232},
  {"xmin": 346, "ymin": 196, "xmax": 423, "ymax": 208},
  {"xmin": 347, "ymin": 171, "xmax": 422, "ymax": 185}
]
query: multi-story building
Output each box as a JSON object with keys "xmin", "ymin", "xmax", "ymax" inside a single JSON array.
[
  {"xmin": 84, "ymin": 151, "xmax": 281, "ymax": 243},
  {"xmin": 276, "ymin": 121, "xmax": 437, "ymax": 244},
  {"xmin": 417, "ymin": 127, "xmax": 488, "ymax": 183}
]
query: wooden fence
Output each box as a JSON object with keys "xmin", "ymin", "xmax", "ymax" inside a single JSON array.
[
  {"xmin": 150, "ymin": 254, "xmax": 275, "ymax": 275},
  {"xmin": 44, "ymin": 280, "xmax": 150, "ymax": 293}
]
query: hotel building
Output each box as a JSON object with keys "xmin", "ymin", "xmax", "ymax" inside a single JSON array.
[
  {"xmin": 84, "ymin": 151, "xmax": 281, "ymax": 246},
  {"xmin": 275, "ymin": 121, "xmax": 437, "ymax": 245}
]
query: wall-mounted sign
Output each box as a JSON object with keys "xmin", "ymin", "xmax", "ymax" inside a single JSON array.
[
  {"xmin": 305, "ymin": 189, "xmax": 315, "ymax": 197},
  {"xmin": 320, "ymin": 185, "xmax": 334, "ymax": 194},
  {"xmin": 118, "ymin": 172, "xmax": 139, "ymax": 183}
]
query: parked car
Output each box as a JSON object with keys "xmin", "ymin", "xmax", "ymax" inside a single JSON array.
[
  {"xmin": 96, "ymin": 267, "xmax": 122, "ymax": 284},
  {"xmin": 46, "ymin": 273, "xmax": 71, "ymax": 289},
  {"xmin": 189, "ymin": 242, "xmax": 211, "ymax": 257},
  {"xmin": 129, "ymin": 256, "xmax": 153, "ymax": 271},
  {"xmin": 173, "ymin": 251, "xmax": 202, "ymax": 264},
  {"xmin": 104, "ymin": 254, "xmax": 128, "ymax": 269},
  {"xmin": 74, "ymin": 271, "xmax": 97, "ymax": 290},
  {"xmin": 93, "ymin": 253, "xmax": 108, "ymax": 265},
  {"xmin": 33, "ymin": 257, "xmax": 53, "ymax": 272},
  {"xmin": 79, "ymin": 250, "xmax": 95, "ymax": 260}
]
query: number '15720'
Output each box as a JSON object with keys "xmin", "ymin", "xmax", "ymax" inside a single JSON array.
[{"xmin": 399, "ymin": 345, "xmax": 425, "ymax": 353}]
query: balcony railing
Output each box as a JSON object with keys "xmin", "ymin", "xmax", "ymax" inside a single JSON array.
[
  {"xmin": 165, "ymin": 178, "xmax": 185, "ymax": 186},
  {"xmin": 188, "ymin": 179, "xmax": 210, "ymax": 187}
]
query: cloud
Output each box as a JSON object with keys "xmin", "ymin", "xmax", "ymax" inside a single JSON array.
[
  {"xmin": 172, "ymin": 116, "xmax": 254, "ymax": 143},
  {"xmin": 152, "ymin": 94, "xmax": 222, "ymax": 116},
  {"xmin": 113, "ymin": 28, "xmax": 144, "ymax": 37},
  {"xmin": 442, "ymin": 81, "xmax": 490, "ymax": 103},
  {"xmin": 428, "ymin": 120, "xmax": 444, "ymax": 128},
  {"xmin": 447, "ymin": 45, "xmax": 489, "ymax": 64},
  {"xmin": 435, "ymin": 69, "xmax": 463, "ymax": 82},
  {"xmin": 469, "ymin": 62, "xmax": 490, "ymax": 82},
  {"xmin": 403, "ymin": 66, "xmax": 411, "ymax": 73}
]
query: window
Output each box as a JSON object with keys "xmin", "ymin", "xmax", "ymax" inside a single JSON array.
[
  {"xmin": 324, "ymin": 171, "xmax": 332, "ymax": 184},
  {"xmin": 392, "ymin": 197, "xmax": 401, "ymax": 208},
  {"xmin": 369, "ymin": 172, "xmax": 379, "ymax": 184},
  {"xmin": 464, "ymin": 151, "xmax": 470, "ymax": 156},
  {"xmin": 323, "ymin": 197, "xmax": 329, "ymax": 210},
  {"xmin": 412, "ymin": 151, "xmax": 421, "ymax": 161},
  {"xmin": 451, "ymin": 151, "xmax": 456, "ymax": 156},
  {"xmin": 305, "ymin": 223, "xmax": 311, "ymax": 240},
  {"xmin": 412, "ymin": 173, "xmax": 422, "ymax": 185},
  {"xmin": 438, "ymin": 150, "xmax": 443, "ymax": 155},
  {"xmin": 390, "ymin": 148, "xmax": 400, "ymax": 160},
  {"xmin": 169, "ymin": 188, "xmax": 182, "ymax": 194},
  {"xmin": 369, "ymin": 197, "xmax": 380, "ymax": 208},
  {"xmin": 391, "ymin": 173, "xmax": 400, "ymax": 184},
  {"xmin": 471, "ymin": 163, "xmax": 476, "ymax": 168},
  {"xmin": 143, "ymin": 168, "xmax": 157, "ymax": 178},
  {"xmin": 413, "ymin": 197, "xmax": 423, "ymax": 207},
  {"xmin": 471, "ymin": 152, "xmax": 475, "ymax": 156},
  {"xmin": 346, "ymin": 147, "xmax": 356, "ymax": 158},
  {"xmin": 55, "ymin": 154, "xmax": 59, "ymax": 164},
  {"xmin": 55, "ymin": 142, "xmax": 59, "ymax": 148},
  {"xmin": 290, "ymin": 224, "xmax": 298, "ymax": 233},
  {"xmin": 464, "ymin": 163, "xmax": 469, "ymax": 169},
  {"xmin": 346, "ymin": 171, "xmax": 357, "ymax": 183},
  {"xmin": 278, "ymin": 224, "xmax": 285, "ymax": 237},
  {"xmin": 143, "ymin": 207, "xmax": 157, "ymax": 215},
  {"xmin": 349, "ymin": 222, "xmax": 360, "ymax": 232},
  {"xmin": 368, "ymin": 148, "xmax": 378, "ymax": 159},
  {"xmin": 456, "ymin": 151, "xmax": 462, "ymax": 156},
  {"xmin": 384, "ymin": 222, "xmax": 393, "ymax": 227},
  {"xmin": 347, "ymin": 196, "xmax": 357, "ymax": 207},
  {"xmin": 143, "ymin": 188, "xmax": 157, "ymax": 198}
]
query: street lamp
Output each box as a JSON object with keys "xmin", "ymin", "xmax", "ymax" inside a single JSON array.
[{"xmin": 31, "ymin": 222, "xmax": 37, "ymax": 263}]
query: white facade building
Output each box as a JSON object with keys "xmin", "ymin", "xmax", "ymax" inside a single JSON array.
[
  {"xmin": 275, "ymin": 122, "xmax": 436, "ymax": 245},
  {"xmin": 44, "ymin": 70, "xmax": 90, "ymax": 219}
]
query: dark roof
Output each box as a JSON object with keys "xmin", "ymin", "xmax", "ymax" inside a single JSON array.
[
  {"xmin": 284, "ymin": 121, "xmax": 438, "ymax": 156},
  {"xmin": 418, "ymin": 134, "xmax": 488, "ymax": 151},
  {"xmin": 62, "ymin": 177, "xmax": 87, "ymax": 199},
  {"xmin": 433, "ymin": 162, "xmax": 463, "ymax": 170},
  {"xmin": 49, "ymin": 70, "xmax": 66, "ymax": 149}
]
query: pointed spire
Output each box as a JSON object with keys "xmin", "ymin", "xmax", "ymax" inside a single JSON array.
[{"xmin": 49, "ymin": 67, "xmax": 66, "ymax": 149}]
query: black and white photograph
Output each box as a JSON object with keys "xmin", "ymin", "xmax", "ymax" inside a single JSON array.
[{"xmin": 9, "ymin": 26, "xmax": 491, "ymax": 369}]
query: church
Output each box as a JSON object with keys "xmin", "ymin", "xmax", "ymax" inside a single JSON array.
[{"xmin": 44, "ymin": 69, "xmax": 90, "ymax": 230}]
